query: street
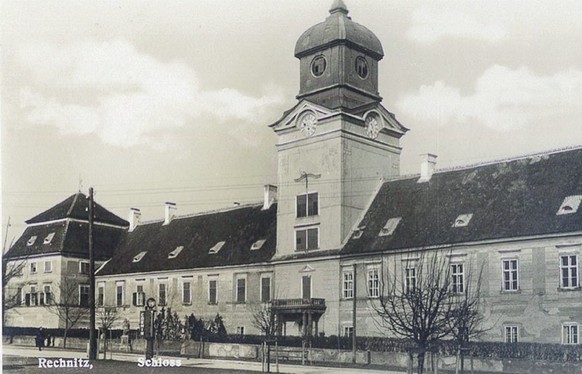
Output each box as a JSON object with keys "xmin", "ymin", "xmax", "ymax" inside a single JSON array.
[{"xmin": 2, "ymin": 345, "xmax": 405, "ymax": 374}]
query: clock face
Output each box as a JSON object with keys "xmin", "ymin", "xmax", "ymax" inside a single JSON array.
[
  {"xmin": 297, "ymin": 112, "xmax": 317, "ymax": 137},
  {"xmin": 365, "ymin": 114, "xmax": 381, "ymax": 139}
]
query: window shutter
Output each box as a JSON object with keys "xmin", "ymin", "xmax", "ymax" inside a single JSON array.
[
  {"xmin": 25, "ymin": 293, "xmax": 30, "ymax": 306},
  {"xmin": 132, "ymin": 292, "xmax": 137, "ymax": 306}
]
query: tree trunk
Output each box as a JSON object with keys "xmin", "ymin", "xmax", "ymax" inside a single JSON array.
[
  {"xmin": 417, "ymin": 351, "xmax": 425, "ymax": 374},
  {"xmin": 407, "ymin": 352, "xmax": 413, "ymax": 374}
]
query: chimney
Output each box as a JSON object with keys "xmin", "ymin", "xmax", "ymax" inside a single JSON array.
[
  {"xmin": 418, "ymin": 153, "xmax": 437, "ymax": 182},
  {"xmin": 262, "ymin": 184, "xmax": 277, "ymax": 210},
  {"xmin": 163, "ymin": 202, "xmax": 177, "ymax": 225},
  {"xmin": 128, "ymin": 208, "xmax": 141, "ymax": 232}
]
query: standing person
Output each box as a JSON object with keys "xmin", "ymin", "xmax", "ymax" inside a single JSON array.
[
  {"xmin": 35, "ymin": 327, "xmax": 45, "ymax": 351},
  {"xmin": 45, "ymin": 332, "xmax": 51, "ymax": 348}
]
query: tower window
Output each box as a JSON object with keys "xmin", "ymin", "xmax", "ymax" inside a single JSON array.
[
  {"xmin": 355, "ymin": 56, "xmax": 369, "ymax": 79},
  {"xmin": 297, "ymin": 192, "xmax": 318, "ymax": 217},
  {"xmin": 311, "ymin": 55, "xmax": 326, "ymax": 77},
  {"xmin": 295, "ymin": 227, "xmax": 319, "ymax": 251}
]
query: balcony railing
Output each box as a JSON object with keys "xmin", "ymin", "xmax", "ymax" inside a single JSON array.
[{"xmin": 271, "ymin": 298, "xmax": 326, "ymax": 311}]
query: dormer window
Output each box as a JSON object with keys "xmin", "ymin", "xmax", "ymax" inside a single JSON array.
[
  {"xmin": 379, "ymin": 218, "xmax": 402, "ymax": 237},
  {"xmin": 43, "ymin": 233, "xmax": 55, "ymax": 245},
  {"xmin": 453, "ymin": 214, "xmax": 473, "ymax": 228},
  {"xmin": 132, "ymin": 251, "xmax": 147, "ymax": 263},
  {"xmin": 251, "ymin": 239, "xmax": 266, "ymax": 251},
  {"xmin": 353, "ymin": 226, "xmax": 366, "ymax": 239},
  {"xmin": 168, "ymin": 246, "xmax": 184, "ymax": 259},
  {"xmin": 209, "ymin": 241, "xmax": 226, "ymax": 255},
  {"xmin": 27, "ymin": 236, "xmax": 37, "ymax": 246},
  {"xmin": 557, "ymin": 195, "xmax": 582, "ymax": 215}
]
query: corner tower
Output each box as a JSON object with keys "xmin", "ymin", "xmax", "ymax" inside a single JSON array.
[{"xmin": 270, "ymin": 1, "xmax": 408, "ymax": 258}]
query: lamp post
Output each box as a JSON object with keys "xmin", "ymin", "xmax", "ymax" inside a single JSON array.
[{"xmin": 144, "ymin": 297, "xmax": 156, "ymax": 360}]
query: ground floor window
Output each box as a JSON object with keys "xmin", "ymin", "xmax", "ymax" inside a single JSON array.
[
  {"xmin": 563, "ymin": 323, "xmax": 579, "ymax": 345},
  {"xmin": 504, "ymin": 325, "xmax": 518, "ymax": 343}
]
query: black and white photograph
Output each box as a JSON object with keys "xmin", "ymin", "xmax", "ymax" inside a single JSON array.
[{"xmin": 2, "ymin": 1, "xmax": 582, "ymax": 373}]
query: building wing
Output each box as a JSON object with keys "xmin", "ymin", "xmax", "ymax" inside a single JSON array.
[
  {"xmin": 97, "ymin": 204, "xmax": 277, "ymax": 276},
  {"xmin": 343, "ymin": 147, "xmax": 582, "ymax": 255}
]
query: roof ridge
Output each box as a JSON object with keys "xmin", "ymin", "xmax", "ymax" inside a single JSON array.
[
  {"xmin": 436, "ymin": 144, "xmax": 582, "ymax": 175},
  {"xmin": 66, "ymin": 193, "xmax": 80, "ymax": 217},
  {"xmin": 138, "ymin": 202, "xmax": 264, "ymax": 226},
  {"xmin": 382, "ymin": 145, "xmax": 582, "ymax": 185}
]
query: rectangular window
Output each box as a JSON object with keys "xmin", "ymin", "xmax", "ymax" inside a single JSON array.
[
  {"xmin": 560, "ymin": 255, "xmax": 579, "ymax": 288},
  {"xmin": 451, "ymin": 263, "xmax": 464, "ymax": 294},
  {"xmin": 44, "ymin": 261, "xmax": 52, "ymax": 273},
  {"xmin": 80, "ymin": 262, "xmax": 90, "ymax": 275},
  {"xmin": 344, "ymin": 326, "xmax": 354, "ymax": 338},
  {"xmin": 343, "ymin": 270, "xmax": 354, "ymax": 299},
  {"xmin": 502, "ymin": 259, "xmax": 519, "ymax": 291},
  {"xmin": 236, "ymin": 278, "xmax": 246, "ymax": 303},
  {"xmin": 302, "ymin": 275, "xmax": 312, "ymax": 299},
  {"xmin": 236, "ymin": 326, "xmax": 245, "ymax": 335},
  {"xmin": 30, "ymin": 262, "xmax": 37, "ymax": 274},
  {"xmin": 97, "ymin": 285, "xmax": 104, "ymax": 307},
  {"xmin": 116, "ymin": 284, "xmax": 124, "ymax": 306},
  {"xmin": 296, "ymin": 192, "xmax": 318, "ymax": 218},
  {"xmin": 133, "ymin": 284, "xmax": 145, "ymax": 306},
  {"xmin": 43, "ymin": 285, "xmax": 52, "ymax": 305},
  {"xmin": 405, "ymin": 267, "xmax": 416, "ymax": 292},
  {"xmin": 16, "ymin": 287, "xmax": 23, "ymax": 305},
  {"xmin": 505, "ymin": 326, "xmax": 518, "ymax": 343},
  {"xmin": 79, "ymin": 285, "xmax": 90, "ymax": 307},
  {"xmin": 295, "ymin": 227, "xmax": 318, "ymax": 251},
  {"xmin": 261, "ymin": 276, "xmax": 271, "ymax": 303},
  {"xmin": 159, "ymin": 283, "xmax": 167, "ymax": 306},
  {"xmin": 30, "ymin": 285, "xmax": 38, "ymax": 306},
  {"xmin": 209, "ymin": 279, "xmax": 217, "ymax": 304},
  {"xmin": 563, "ymin": 323, "xmax": 579, "ymax": 345},
  {"xmin": 368, "ymin": 268, "xmax": 379, "ymax": 298},
  {"xmin": 182, "ymin": 281, "xmax": 191, "ymax": 305}
]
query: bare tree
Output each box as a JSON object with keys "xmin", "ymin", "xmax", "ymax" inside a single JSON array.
[
  {"xmin": 98, "ymin": 307, "xmax": 119, "ymax": 359},
  {"xmin": 44, "ymin": 276, "xmax": 89, "ymax": 348},
  {"xmin": 447, "ymin": 264, "xmax": 486, "ymax": 374},
  {"xmin": 251, "ymin": 302, "xmax": 276, "ymax": 338},
  {"xmin": 2, "ymin": 258, "xmax": 28, "ymax": 322},
  {"xmin": 373, "ymin": 252, "xmax": 484, "ymax": 374}
]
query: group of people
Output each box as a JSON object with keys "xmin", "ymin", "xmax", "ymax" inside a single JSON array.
[{"xmin": 35, "ymin": 328, "xmax": 53, "ymax": 351}]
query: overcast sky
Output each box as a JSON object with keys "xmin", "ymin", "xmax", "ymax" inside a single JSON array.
[{"xmin": 2, "ymin": 0, "xmax": 582, "ymax": 243}]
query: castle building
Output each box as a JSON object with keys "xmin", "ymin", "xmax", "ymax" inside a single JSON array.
[
  {"xmin": 3, "ymin": 193, "xmax": 128, "ymax": 328},
  {"xmin": 4, "ymin": 1, "xmax": 582, "ymax": 345}
]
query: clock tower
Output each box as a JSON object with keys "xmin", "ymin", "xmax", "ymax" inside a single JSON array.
[
  {"xmin": 270, "ymin": 0, "xmax": 408, "ymax": 258},
  {"xmin": 295, "ymin": 0, "xmax": 383, "ymax": 109}
]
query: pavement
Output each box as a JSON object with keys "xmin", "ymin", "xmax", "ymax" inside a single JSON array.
[{"xmin": 2, "ymin": 344, "xmax": 406, "ymax": 374}]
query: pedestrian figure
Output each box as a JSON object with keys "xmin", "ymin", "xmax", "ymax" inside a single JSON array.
[{"xmin": 35, "ymin": 327, "xmax": 45, "ymax": 351}]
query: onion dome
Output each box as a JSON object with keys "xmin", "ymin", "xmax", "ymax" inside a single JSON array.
[{"xmin": 294, "ymin": 0, "xmax": 384, "ymax": 60}]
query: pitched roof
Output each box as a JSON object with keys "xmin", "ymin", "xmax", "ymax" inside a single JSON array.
[
  {"xmin": 25, "ymin": 193, "xmax": 128, "ymax": 227},
  {"xmin": 4, "ymin": 221, "xmax": 125, "ymax": 260},
  {"xmin": 97, "ymin": 204, "xmax": 277, "ymax": 276},
  {"xmin": 342, "ymin": 147, "xmax": 582, "ymax": 255}
]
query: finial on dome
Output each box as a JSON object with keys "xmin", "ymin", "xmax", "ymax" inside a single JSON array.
[{"xmin": 330, "ymin": 0, "xmax": 349, "ymax": 15}]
